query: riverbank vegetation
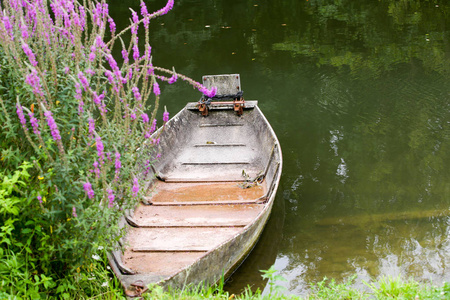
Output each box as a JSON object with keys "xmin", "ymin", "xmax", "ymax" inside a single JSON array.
[{"xmin": 0, "ymin": 0, "xmax": 215, "ymax": 298}]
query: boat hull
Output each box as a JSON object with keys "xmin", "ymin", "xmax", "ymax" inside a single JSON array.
[{"xmin": 108, "ymin": 101, "xmax": 282, "ymax": 296}]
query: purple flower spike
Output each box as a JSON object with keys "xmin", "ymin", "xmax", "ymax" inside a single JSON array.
[
  {"xmin": 121, "ymin": 49, "xmax": 129, "ymax": 63},
  {"xmin": 83, "ymin": 181, "xmax": 95, "ymax": 199},
  {"xmin": 107, "ymin": 189, "xmax": 115, "ymax": 208},
  {"xmin": 92, "ymin": 161, "xmax": 101, "ymax": 178},
  {"xmin": 163, "ymin": 111, "xmax": 169, "ymax": 123},
  {"xmin": 29, "ymin": 112, "xmax": 40, "ymax": 135},
  {"xmin": 16, "ymin": 104, "xmax": 27, "ymax": 128},
  {"xmin": 150, "ymin": 119, "xmax": 157, "ymax": 134},
  {"xmin": 37, "ymin": 194, "xmax": 43, "ymax": 204},
  {"xmin": 88, "ymin": 118, "xmax": 95, "ymax": 138},
  {"xmin": 78, "ymin": 71, "xmax": 89, "ymax": 91},
  {"xmin": 132, "ymin": 87, "xmax": 142, "ymax": 101},
  {"xmin": 141, "ymin": 113, "xmax": 149, "ymax": 123},
  {"xmin": 132, "ymin": 178, "xmax": 139, "ymax": 197},
  {"xmin": 96, "ymin": 136, "xmax": 104, "ymax": 161},
  {"xmin": 20, "ymin": 22, "xmax": 29, "ymax": 39},
  {"xmin": 141, "ymin": 1, "xmax": 148, "ymax": 16},
  {"xmin": 72, "ymin": 206, "xmax": 77, "ymax": 218},
  {"xmin": 158, "ymin": 0, "xmax": 174, "ymax": 16},
  {"xmin": 44, "ymin": 110, "xmax": 61, "ymax": 141},
  {"xmin": 168, "ymin": 73, "xmax": 177, "ymax": 84},
  {"xmin": 25, "ymin": 69, "xmax": 44, "ymax": 96},
  {"xmin": 153, "ymin": 81, "xmax": 160, "ymax": 96},
  {"xmin": 22, "ymin": 42, "xmax": 37, "ymax": 66},
  {"xmin": 132, "ymin": 10, "xmax": 139, "ymax": 23},
  {"xmin": 108, "ymin": 17, "xmax": 116, "ymax": 34},
  {"xmin": 133, "ymin": 45, "xmax": 140, "ymax": 61},
  {"xmin": 115, "ymin": 152, "xmax": 121, "ymax": 176},
  {"xmin": 200, "ymin": 86, "xmax": 217, "ymax": 98},
  {"xmin": 93, "ymin": 91, "xmax": 105, "ymax": 106}
]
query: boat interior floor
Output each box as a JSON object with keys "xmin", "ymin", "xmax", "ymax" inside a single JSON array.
[{"xmin": 121, "ymin": 180, "xmax": 267, "ymax": 275}]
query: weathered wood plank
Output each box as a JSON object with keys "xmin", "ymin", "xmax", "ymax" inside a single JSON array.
[
  {"xmin": 130, "ymin": 203, "xmax": 264, "ymax": 227},
  {"xmin": 125, "ymin": 227, "xmax": 242, "ymax": 252}
]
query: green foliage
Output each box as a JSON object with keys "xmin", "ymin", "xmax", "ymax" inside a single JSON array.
[
  {"xmin": 0, "ymin": 0, "xmax": 209, "ymax": 297},
  {"xmin": 309, "ymin": 276, "xmax": 367, "ymax": 300},
  {"xmin": 260, "ymin": 265, "xmax": 288, "ymax": 298},
  {"xmin": 0, "ymin": 161, "xmax": 57, "ymax": 299}
]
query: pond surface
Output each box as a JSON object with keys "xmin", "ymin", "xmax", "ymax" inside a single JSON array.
[{"xmin": 110, "ymin": 0, "xmax": 450, "ymax": 296}]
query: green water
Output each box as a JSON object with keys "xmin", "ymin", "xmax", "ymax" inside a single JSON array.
[{"xmin": 110, "ymin": 0, "xmax": 450, "ymax": 295}]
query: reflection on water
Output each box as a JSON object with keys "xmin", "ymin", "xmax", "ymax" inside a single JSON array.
[{"xmin": 109, "ymin": 0, "xmax": 450, "ymax": 296}]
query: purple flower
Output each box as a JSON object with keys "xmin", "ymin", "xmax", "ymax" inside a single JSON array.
[
  {"xmin": 107, "ymin": 189, "xmax": 115, "ymax": 208},
  {"xmin": 140, "ymin": 1, "xmax": 148, "ymax": 16},
  {"xmin": 20, "ymin": 22, "xmax": 29, "ymax": 39},
  {"xmin": 88, "ymin": 118, "xmax": 95, "ymax": 137},
  {"xmin": 25, "ymin": 69, "xmax": 43, "ymax": 96},
  {"xmin": 131, "ymin": 23, "xmax": 138, "ymax": 35},
  {"xmin": 79, "ymin": 6, "xmax": 86, "ymax": 29},
  {"xmin": 96, "ymin": 136, "xmax": 104, "ymax": 160},
  {"xmin": 132, "ymin": 178, "xmax": 139, "ymax": 197},
  {"xmin": 141, "ymin": 2, "xmax": 150, "ymax": 28},
  {"xmin": 93, "ymin": 91, "xmax": 105, "ymax": 106},
  {"xmin": 200, "ymin": 86, "xmax": 217, "ymax": 98},
  {"xmin": 168, "ymin": 73, "xmax": 177, "ymax": 84},
  {"xmin": 141, "ymin": 113, "xmax": 149, "ymax": 123},
  {"xmin": 121, "ymin": 49, "xmax": 129, "ymax": 63},
  {"xmin": 150, "ymin": 119, "xmax": 157, "ymax": 134},
  {"xmin": 130, "ymin": 113, "xmax": 136, "ymax": 120},
  {"xmin": 89, "ymin": 51, "xmax": 95, "ymax": 62},
  {"xmin": 78, "ymin": 71, "xmax": 89, "ymax": 91},
  {"xmin": 78, "ymin": 100, "xmax": 84, "ymax": 115},
  {"xmin": 2, "ymin": 15, "xmax": 13, "ymax": 38},
  {"xmin": 37, "ymin": 194, "xmax": 43, "ymax": 204},
  {"xmin": 29, "ymin": 112, "xmax": 40, "ymax": 135},
  {"xmin": 132, "ymin": 87, "xmax": 142, "ymax": 101},
  {"xmin": 85, "ymin": 68, "xmax": 95, "ymax": 76},
  {"xmin": 128, "ymin": 68, "xmax": 133, "ymax": 81},
  {"xmin": 22, "ymin": 42, "xmax": 37, "ymax": 66},
  {"xmin": 83, "ymin": 181, "xmax": 95, "ymax": 199},
  {"xmin": 115, "ymin": 152, "xmax": 121, "ymax": 176},
  {"xmin": 147, "ymin": 64, "xmax": 154, "ymax": 76},
  {"xmin": 158, "ymin": 0, "xmax": 174, "ymax": 15},
  {"xmin": 95, "ymin": 35, "xmax": 106, "ymax": 49},
  {"xmin": 72, "ymin": 206, "xmax": 77, "ymax": 218},
  {"xmin": 105, "ymin": 54, "xmax": 118, "ymax": 71},
  {"xmin": 104, "ymin": 70, "xmax": 114, "ymax": 84},
  {"xmin": 16, "ymin": 104, "xmax": 27, "ymax": 128},
  {"xmin": 64, "ymin": 66, "xmax": 70, "ymax": 74},
  {"xmin": 108, "ymin": 17, "xmax": 116, "ymax": 33},
  {"xmin": 132, "ymin": 45, "xmax": 139, "ymax": 61},
  {"xmin": 132, "ymin": 10, "xmax": 139, "ymax": 23},
  {"xmin": 163, "ymin": 111, "xmax": 169, "ymax": 123},
  {"xmin": 44, "ymin": 110, "xmax": 61, "ymax": 141},
  {"xmin": 92, "ymin": 161, "xmax": 101, "ymax": 178},
  {"xmin": 153, "ymin": 81, "xmax": 160, "ymax": 96}
]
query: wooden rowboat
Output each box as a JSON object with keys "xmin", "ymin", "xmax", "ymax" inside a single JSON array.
[{"xmin": 108, "ymin": 75, "xmax": 283, "ymax": 297}]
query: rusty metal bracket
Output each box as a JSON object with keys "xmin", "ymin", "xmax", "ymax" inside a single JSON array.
[
  {"xmin": 233, "ymin": 99, "xmax": 245, "ymax": 116},
  {"xmin": 198, "ymin": 103, "xmax": 209, "ymax": 116}
]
